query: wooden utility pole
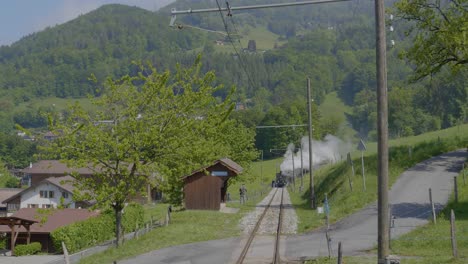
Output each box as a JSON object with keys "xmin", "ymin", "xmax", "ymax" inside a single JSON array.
[
  {"xmin": 307, "ymin": 77, "xmax": 316, "ymax": 209},
  {"xmin": 375, "ymin": 0, "xmax": 390, "ymax": 262}
]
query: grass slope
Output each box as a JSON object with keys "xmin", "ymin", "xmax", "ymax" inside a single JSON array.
[{"xmin": 318, "ymin": 91, "xmax": 356, "ymax": 140}]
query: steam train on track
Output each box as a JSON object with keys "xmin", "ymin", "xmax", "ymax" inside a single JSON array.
[{"xmin": 274, "ymin": 172, "xmax": 287, "ymax": 188}]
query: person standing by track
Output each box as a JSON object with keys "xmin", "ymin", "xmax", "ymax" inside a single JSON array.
[{"xmin": 239, "ymin": 184, "xmax": 247, "ymax": 204}]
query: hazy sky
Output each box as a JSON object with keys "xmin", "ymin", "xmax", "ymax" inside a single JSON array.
[{"xmin": 0, "ymin": 0, "xmax": 175, "ymax": 46}]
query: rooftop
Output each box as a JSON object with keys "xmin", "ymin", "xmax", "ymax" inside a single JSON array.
[{"xmin": 0, "ymin": 208, "xmax": 99, "ymax": 234}]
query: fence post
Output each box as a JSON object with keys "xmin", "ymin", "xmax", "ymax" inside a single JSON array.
[
  {"xmin": 337, "ymin": 241, "xmax": 342, "ymax": 264},
  {"xmin": 347, "ymin": 172, "xmax": 353, "ymax": 192},
  {"xmin": 62, "ymin": 241, "xmax": 70, "ymax": 264},
  {"xmin": 168, "ymin": 205, "xmax": 172, "ymax": 222},
  {"xmin": 463, "ymin": 163, "xmax": 466, "ymax": 186},
  {"xmin": 388, "ymin": 206, "xmax": 392, "ymax": 250},
  {"xmin": 134, "ymin": 223, "xmax": 139, "ymax": 239},
  {"xmin": 429, "ymin": 188, "xmax": 436, "ymax": 224},
  {"xmin": 326, "ymin": 231, "xmax": 332, "ymax": 259},
  {"xmin": 454, "ymin": 176, "xmax": 458, "ymax": 203},
  {"xmin": 450, "ymin": 209, "xmax": 458, "ymax": 258}
]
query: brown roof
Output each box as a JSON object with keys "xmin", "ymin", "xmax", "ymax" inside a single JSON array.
[
  {"xmin": 2, "ymin": 176, "xmax": 76, "ymax": 204},
  {"xmin": 183, "ymin": 158, "xmax": 243, "ymax": 179},
  {"xmin": 219, "ymin": 158, "xmax": 243, "ymax": 174},
  {"xmin": 0, "ymin": 189, "xmax": 23, "ymax": 207},
  {"xmin": 0, "ymin": 208, "xmax": 99, "ymax": 234},
  {"xmin": 45, "ymin": 175, "xmax": 76, "ymax": 193},
  {"xmin": 21, "ymin": 160, "xmax": 94, "ymax": 175},
  {"xmin": 0, "ymin": 216, "xmax": 38, "ymax": 226}
]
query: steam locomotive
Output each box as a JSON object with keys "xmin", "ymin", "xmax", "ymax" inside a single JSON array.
[{"xmin": 274, "ymin": 172, "xmax": 287, "ymax": 188}]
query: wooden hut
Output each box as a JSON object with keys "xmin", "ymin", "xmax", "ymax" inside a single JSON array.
[{"xmin": 183, "ymin": 158, "xmax": 243, "ymax": 210}]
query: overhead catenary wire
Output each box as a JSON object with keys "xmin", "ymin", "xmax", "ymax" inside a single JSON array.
[{"xmin": 214, "ymin": 0, "xmax": 258, "ymax": 94}]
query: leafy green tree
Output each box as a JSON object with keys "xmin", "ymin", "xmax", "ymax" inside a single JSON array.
[
  {"xmin": 351, "ymin": 88, "xmax": 377, "ymax": 139},
  {"xmin": 0, "ymin": 161, "xmax": 19, "ymax": 188},
  {"xmin": 0, "ymin": 133, "xmax": 36, "ymax": 168},
  {"xmin": 44, "ymin": 60, "xmax": 256, "ymax": 247},
  {"xmin": 393, "ymin": 0, "xmax": 467, "ymax": 80}
]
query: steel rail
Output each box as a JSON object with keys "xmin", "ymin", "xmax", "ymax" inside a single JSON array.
[
  {"xmin": 273, "ymin": 188, "xmax": 284, "ymax": 264},
  {"xmin": 236, "ymin": 188, "xmax": 280, "ymax": 264}
]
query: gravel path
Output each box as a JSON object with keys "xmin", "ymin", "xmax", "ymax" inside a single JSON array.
[{"xmin": 239, "ymin": 187, "xmax": 297, "ymax": 235}]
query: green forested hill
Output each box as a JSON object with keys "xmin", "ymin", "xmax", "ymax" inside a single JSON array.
[
  {"xmin": 0, "ymin": 1, "xmax": 465, "ymax": 155},
  {"xmin": 0, "ymin": 4, "xmax": 205, "ymax": 99}
]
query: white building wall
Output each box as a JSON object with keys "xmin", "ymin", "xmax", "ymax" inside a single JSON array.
[{"xmin": 20, "ymin": 182, "xmax": 75, "ymax": 209}]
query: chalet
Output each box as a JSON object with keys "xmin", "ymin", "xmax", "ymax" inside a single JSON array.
[
  {"xmin": 0, "ymin": 208, "xmax": 99, "ymax": 253},
  {"xmin": 21, "ymin": 160, "xmax": 93, "ymax": 186},
  {"xmin": 20, "ymin": 160, "xmax": 161, "ymax": 204},
  {"xmin": 183, "ymin": 158, "xmax": 242, "ymax": 210},
  {"xmin": 3, "ymin": 176, "xmax": 92, "ymax": 214},
  {"xmin": 0, "ymin": 188, "xmax": 22, "ymax": 216}
]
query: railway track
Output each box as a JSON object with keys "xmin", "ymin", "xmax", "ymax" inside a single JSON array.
[{"xmin": 236, "ymin": 187, "xmax": 285, "ymax": 264}]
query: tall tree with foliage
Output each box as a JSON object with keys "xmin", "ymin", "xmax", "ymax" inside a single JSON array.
[
  {"xmin": 43, "ymin": 59, "xmax": 256, "ymax": 247},
  {"xmin": 393, "ymin": 0, "xmax": 467, "ymax": 80}
]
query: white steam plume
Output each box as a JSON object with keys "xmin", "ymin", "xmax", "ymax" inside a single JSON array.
[{"xmin": 280, "ymin": 135, "xmax": 350, "ymax": 175}]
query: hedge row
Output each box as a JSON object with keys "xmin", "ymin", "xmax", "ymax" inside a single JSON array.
[
  {"xmin": 15, "ymin": 242, "xmax": 41, "ymax": 256},
  {"xmin": 51, "ymin": 203, "xmax": 144, "ymax": 254}
]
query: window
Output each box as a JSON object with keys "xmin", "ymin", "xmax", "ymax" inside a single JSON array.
[
  {"xmin": 7, "ymin": 204, "xmax": 20, "ymax": 211},
  {"xmin": 39, "ymin": 190, "xmax": 54, "ymax": 198},
  {"xmin": 42, "ymin": 204, "xmax": 52, "ymax": 209},
  {"xmin": 62, "ymin": 192, "xmax": 69, "ymax": 199},
  {"xmin": 27, "ymin": 204, "xmax": 38, "ymax": 208}
]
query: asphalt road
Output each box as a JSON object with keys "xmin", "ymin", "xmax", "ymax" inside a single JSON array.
[{"xmin": 104, "ymin": 150, "xmax": 466, "ymax": 263}]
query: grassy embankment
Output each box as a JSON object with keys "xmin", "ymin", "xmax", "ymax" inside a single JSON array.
[{"xmin": 290, "ymin": 124, "xmax": 468, "ymax": 233}]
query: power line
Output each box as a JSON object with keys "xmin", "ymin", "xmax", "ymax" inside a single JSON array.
[
  {"xmin": 256, "ymin": 124, "xmax": 307, "ymax": 129},
  {"xmin": 214, "ymin": 0, "xmax": 258, "ymax": 94}
]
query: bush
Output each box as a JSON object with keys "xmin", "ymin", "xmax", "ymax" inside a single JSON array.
[
  {"xmin": 122, "ymin": 203, "xmax": 144, "ymax": 232},
  {"xmin": 51, "ymin": 213, "xmax": 114, "ymax": 254},
  {"xmin": 14, "ymin": 242, "xmax": 41, "ymax": 256},
  {"xmin": 51, "ymin": 203, "xmax": 145, "ymax": 254}
]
